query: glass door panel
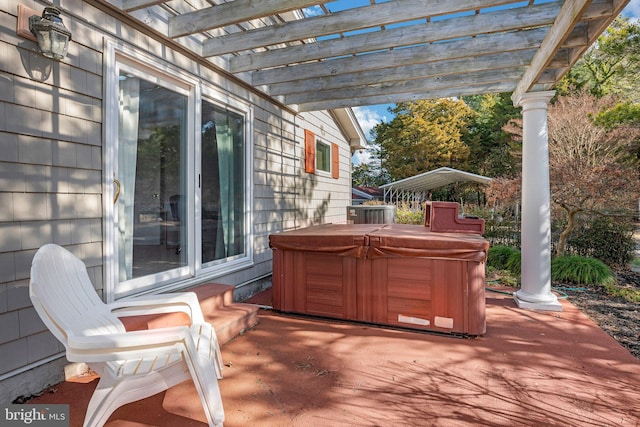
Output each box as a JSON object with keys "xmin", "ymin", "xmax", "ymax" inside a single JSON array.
[
  {"xmin": 201, "ymin": 101, "xmax": 245, "ymax": 264},
  {"xmin": 117, "ymin": 72, "xmax": 188, "ymax": 281}
]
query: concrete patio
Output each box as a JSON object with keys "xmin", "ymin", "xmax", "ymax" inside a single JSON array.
[{"xmin": 29, "ymin": 287, "xmax": 640, "ymax": 426}]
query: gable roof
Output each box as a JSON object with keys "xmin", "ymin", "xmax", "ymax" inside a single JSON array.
[
  {"xmin": 91, "ymin": 0, "xmax": 628, "ymax": 111},
  {"xmin": 330, "ymin": 108, "xmax": 367, "ymax": 152},
  {"xmin": 352, "ymin": 186, "xmax": 384, "ymax": 200}
]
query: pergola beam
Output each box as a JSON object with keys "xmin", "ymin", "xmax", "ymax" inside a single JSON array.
[
  {"xmin": 122, "ymin": 0, "xmax": 165, "ymax": 12},
  {"xmin": 168, "ymin": 0, "xmax": 319, "ymax": 38},
  {"xmin": 252, "ymin": 27, "xmax": 548, "ymax": 84},
  {"xmin": 266, "ymin": 50, "xmax": 539, "ymax": 95},
  {"xmin": 512, "ymin": 0, "xmax": 591, "ymax": 105},
  {"xmin": 297, "ymin": 82, "xmax": 516, "ymax": 112},
  {"xmin": 202, "ymin": 0, "xmax": 520, "ymax": 57},
  {"xmin": 230, "ymin": 2, "xmax": 562, "ymax": 72},
  {"xmin": 285, "ymin": 68, "xmax": 526, "ymax": 106}
]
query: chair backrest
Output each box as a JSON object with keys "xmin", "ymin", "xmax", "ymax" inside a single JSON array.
[{"xmin": 30, "ymin": 244, "xmax": 125, "ymax": 348}]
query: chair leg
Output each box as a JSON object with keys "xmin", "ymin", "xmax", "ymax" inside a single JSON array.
[
  {"xmin": 183, "ymin": 328, "xmax": 225, "ymax": 426},
  {"xmin": 83, "ymin": 367, "xmax": 187, "ymax": 427},
  {"xmin": 193, "ymin": 322, "xmax": 224, "ymax": 379},
  {"xmin": 83, "ymin": 375, "xmax": 121, "ymax": 427},
  {"xmin": 186, "ymin": 352, "xmax": 225, "ymax": 427}
]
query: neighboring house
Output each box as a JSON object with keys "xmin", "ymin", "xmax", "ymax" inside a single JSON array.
[
  {"xmin": 351, "ymin": 186, "xmax": 384, "ymax": 205},
  {"xmin": 0, "ymin": 3, "xmax": 365, "ymax": 402}
]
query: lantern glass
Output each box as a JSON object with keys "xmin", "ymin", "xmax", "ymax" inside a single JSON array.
[{"xmin": 29, "ymin": 7, "xmax": 71, "ymax": 60}]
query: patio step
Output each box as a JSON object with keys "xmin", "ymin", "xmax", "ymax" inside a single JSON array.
[
  {"xmin": 119, "ymin": 282, "xmax": 259, "ymax": 346},
  {"xmin": 190, "ymin": 283, "xmax": 260, "ymax": 346}
]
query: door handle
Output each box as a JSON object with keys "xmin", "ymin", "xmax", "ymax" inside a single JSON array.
[{"xmin": 113, "ymin": 179, "xmax": 121, "ymax": 205}]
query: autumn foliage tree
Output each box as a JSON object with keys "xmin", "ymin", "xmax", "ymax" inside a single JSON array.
[
  {"xmin": 547, "ymin": 92, "xmax": 640, "ymax": 256},
  {"xmin": 373, "ymin": 99, "xmax": 474, "ymax": 181},
  {"xmin": 485, "ymin": 176, "xmax": 521, "ymax": 215}
]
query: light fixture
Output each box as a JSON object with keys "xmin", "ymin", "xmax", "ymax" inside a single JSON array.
[{"xmin": 29, "ymin": 6, "xmax": 72, "ymax": 60}]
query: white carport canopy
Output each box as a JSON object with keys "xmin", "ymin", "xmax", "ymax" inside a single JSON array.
[{"xmin": 379, "ymin": 167, "xmax": 492, "ymax": 206}]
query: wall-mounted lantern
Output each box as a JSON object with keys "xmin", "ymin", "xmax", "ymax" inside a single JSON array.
[{"xmin": 28, "ymin": 6, "xmax": 72, "ymax": 60}]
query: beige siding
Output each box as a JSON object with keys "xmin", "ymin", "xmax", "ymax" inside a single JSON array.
[{"xmin": 0, "ymin": 0, "xmax": 353, "ymax": 402}]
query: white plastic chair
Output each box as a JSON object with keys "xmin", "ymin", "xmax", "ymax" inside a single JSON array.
[{"xmin": 29, "ymin": 244, "xmax": 224, "ymax": 427}]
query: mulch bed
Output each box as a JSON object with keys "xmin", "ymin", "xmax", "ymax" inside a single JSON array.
[{"xmin": 558, "ymin": 269, "xmax": 640, "ymax": 359}]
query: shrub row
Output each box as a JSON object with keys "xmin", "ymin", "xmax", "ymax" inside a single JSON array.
[{"xmin": 487, "ymin": 245, "xmax": 615, "ymax": 286}]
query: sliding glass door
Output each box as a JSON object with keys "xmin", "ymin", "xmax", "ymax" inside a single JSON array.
[{"xmin": 107, "ymin": 47, "xmax": 252, "ymax": 300}]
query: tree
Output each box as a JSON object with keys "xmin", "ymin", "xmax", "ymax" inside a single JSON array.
[
  {"xmin": 463, "ymin": 93, "xmax": 522, "ymax": 178},
  {"xmin": 352, "ymin": 162, "xmax": 386, "ymax": 187},
  {"xmin": 351, "ymin": 137, "xmax": 389, "ymax": 187},
  {"xmin": 373, "ymin": 99, "xmax": 474, "ymax": 181},
  {"xmin": 486, "ymin": 175, "xmax": 521, "ymax": 215},
  {"xmin": 547, "ymin": 92, "xmax": 640, "ymax": 256},
  {"xmin": 558, "ymin": 16, "xmax": 640, "ymax": 100}
]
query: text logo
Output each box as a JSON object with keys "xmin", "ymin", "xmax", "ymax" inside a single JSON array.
[{"xmin": 1, "ymin": 405, "xmax": 69, "ymax": 426}]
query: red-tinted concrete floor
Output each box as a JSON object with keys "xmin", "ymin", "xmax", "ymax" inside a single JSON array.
[{"xmin": 29, "ymin": 288, "xmax": 640, "ymax": 426}]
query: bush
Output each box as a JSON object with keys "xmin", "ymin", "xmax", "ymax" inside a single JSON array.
[
  {"xmin": 487, "ymin": 245, "xmax": 521, "ymax": 275},
  {"xmin": 395, "ymin": 203, "xmax": 424, "ymax": 225},
  {"xmin": 566, "ymin": 216, "xmax": 635, "ymax": 268},
  {"xmin": 488, "ymin": 246, "xmax": 517, "ymax": 270},
  {"xmin": 551, "ymin": 255, "xmax": 616, "ymax": 286},
  {"xmin": 505, "ymin": 249, "xmax": 522, "ymax": 275}
]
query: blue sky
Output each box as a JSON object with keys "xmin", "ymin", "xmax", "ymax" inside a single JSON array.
[{"xmin": 351, "ymin": 0, "xmax": 640, "ymax": 165}]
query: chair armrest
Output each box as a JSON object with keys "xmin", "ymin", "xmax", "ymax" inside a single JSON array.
[
  {"xmin": 66, "ymin": 326, "xmax": 192, "ymax": 362},
  {"xmin": 108, "ymin": 292, "xmax": 204, "ymax": 324}
]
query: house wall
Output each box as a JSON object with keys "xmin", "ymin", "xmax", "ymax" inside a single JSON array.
[{"xmin": 0, "ymin": 1, "xmax": 353, "ymax": 403}]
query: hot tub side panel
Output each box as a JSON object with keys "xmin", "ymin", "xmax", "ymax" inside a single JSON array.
[
  {"xmin": 467, "ymin": 261, "xmax": 487, "ymax": 336},
  {"xmin": 271, "ymin": 249, "xmax": 360, "ymax": 320},
  {"xmin": 365, "ymin": 257, "xmax": 485, "ymax": 335}
]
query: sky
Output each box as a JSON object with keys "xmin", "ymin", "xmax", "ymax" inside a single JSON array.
[{"xmin": 351, "ymin": 0, "xmax": 640, "ymax": 165}]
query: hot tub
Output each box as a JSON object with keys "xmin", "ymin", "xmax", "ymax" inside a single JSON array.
[
  {"xmin": 269, "ymin": 224, "xmax": 379, "ymax": 320},
  {"xmin": 269, "ymin": 221, "xmax": 488, "ymax": 336},
  {"xmin": 364, "ymin": 224, "xmax": 488, "ymax": 335}
]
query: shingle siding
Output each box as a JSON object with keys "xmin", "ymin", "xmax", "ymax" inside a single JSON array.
[
  {"xmin": 0, "ymin": 338, "xmax": 28, "ymax": 375},
  {"xmin": 0, "ymin": 9, "xmax": 105, "ymax": 389}
]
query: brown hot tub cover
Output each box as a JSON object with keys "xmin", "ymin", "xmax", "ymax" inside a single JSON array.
[
  {"xmin": 367, "ymin": 224, "xmax": 488, "ymax": 261},
  {"xmin": 268, "ymin": 223, "xmax": 381, "ymax": 259}
]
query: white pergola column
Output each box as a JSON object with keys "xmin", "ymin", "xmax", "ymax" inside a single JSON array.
[{"xmin": 513, "ymin": 91, "xmax": 562, "ymax": 312}]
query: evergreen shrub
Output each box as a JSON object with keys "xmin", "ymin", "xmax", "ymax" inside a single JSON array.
[
  {"xmin": 505, "ymin": 249, "xmax": 522, "ymax": 275},
  {"xmin": 566, "ymin": 216, "xmax": 635, "ymax": 268}
]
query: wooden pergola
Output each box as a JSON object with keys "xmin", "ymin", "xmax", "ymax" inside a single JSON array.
[
  {"xmin": 92, "ymin": 0, "xmax": 626, "ymax": 110},
  {"xmin": 91, "ymin": 0, "xmax": 631, "ymax": 309}
]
